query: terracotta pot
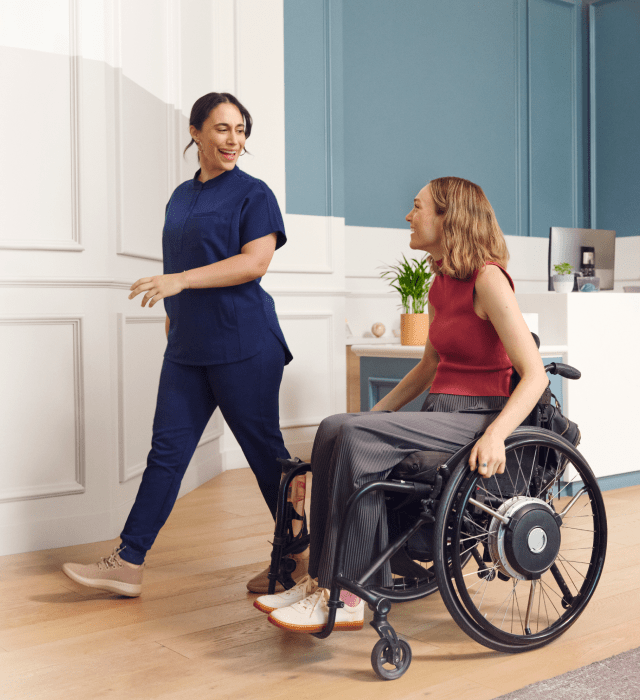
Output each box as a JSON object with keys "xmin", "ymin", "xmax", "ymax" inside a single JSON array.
[{"xmin": 400, "ymin": 313, "xmax": 429, "ymax": 346}]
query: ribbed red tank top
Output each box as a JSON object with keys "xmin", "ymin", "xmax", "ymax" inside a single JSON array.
[{"xmin": 428, "ymin": 262, "xmax": 514, "ymax": 397}]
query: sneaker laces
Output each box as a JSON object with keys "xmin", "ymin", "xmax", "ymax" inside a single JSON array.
[
  {"xmin": 296, "ymin": 588, "xmax": 328, "ymax": 614},
  {"xmin": 97, "ymin": 547, "xmax": 124, "ymax": 571}
]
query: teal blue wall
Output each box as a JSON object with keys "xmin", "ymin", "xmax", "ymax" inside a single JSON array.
[
  {"xmin": 284, "ymin": 0, "xmax": 344, "ymax": 217},
  {"xmin": 284, "ymin": 0, "xmax": 637, "ymax": 238},
  {"xmin": 590, "ymin": 0, "xmax": 640, "ymax": 237},
  {"xmin": 342, "ymin": 0, "xmax": 520, "ymax": 233}
]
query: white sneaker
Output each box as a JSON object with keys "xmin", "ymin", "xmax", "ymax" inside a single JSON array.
[
  {"xmin": 253, "ymin": 574, "xmax": 318, "ymax": 614},
  {"xmin": 267, "ymin": 588, "xmax": 365, "ymax": 633}
]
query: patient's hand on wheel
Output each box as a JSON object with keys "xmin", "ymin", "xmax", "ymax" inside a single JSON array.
[{"xmin": 469, "ymin": 432, "xmax": 506, "ymax": 479}]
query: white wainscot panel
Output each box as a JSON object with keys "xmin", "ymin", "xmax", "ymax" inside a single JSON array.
[
  {"xmin": 345, "ymin": 225, "xmax": 416, "ymax": 279},
  {"xmin": 117, "ymin": 314, "xmax": 166, "ymax": 482},
  {"xmin": 117, "ymin": 314, "xmax": 221, "ymax": 482},
  {"xmin": 0, "ymin": 1, "xmax": 80, "ymax": 251},
  {"xmin": 275, "ymin": 214, "xmax": 337, "ymax": 274},
  {"xmin": 278, "ymin": 312, "xmax": 336, "ymax": 428},
  {"xmin": 114, "ymin": 0, "xmax": 177, "ymax": 262},
  {"xmin": 0, "ymin": 317, "xmax": 85, "ymax": 502}
]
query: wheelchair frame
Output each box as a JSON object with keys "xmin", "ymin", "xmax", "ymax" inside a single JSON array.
[{"xmin": 265, "ymin": 361, "xmax": 608, "ymax": 680}]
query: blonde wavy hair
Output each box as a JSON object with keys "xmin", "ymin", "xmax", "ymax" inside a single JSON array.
[{"xmin": 427, "ymin": 176, "xmax": 509, "ymax": 279}]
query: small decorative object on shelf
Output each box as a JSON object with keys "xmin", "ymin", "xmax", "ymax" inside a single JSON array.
[
  {"xmin": 371, "ymin": 323, "xmax": 386, "ymax": 337},
  {"xmin": 552, "ymin": 262, "xmax": 575, "ymax": 293},
  {"xmin": 577, "ymin": 276, "xmax": 600, "ymax": 292}
]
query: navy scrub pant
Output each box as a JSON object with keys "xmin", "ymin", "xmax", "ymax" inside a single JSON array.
[{"xmin": 119, "ymin": 330, "xmax": 289, "ymax": 565}]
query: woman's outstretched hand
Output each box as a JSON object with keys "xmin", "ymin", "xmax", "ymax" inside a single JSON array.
[
  {"xmin": 469, "ymin": 431, "xmax": 506, "ymax": 479},
  {"xmin": 129, "ymin": 273, "xmax": 189, "ymax": 308}
]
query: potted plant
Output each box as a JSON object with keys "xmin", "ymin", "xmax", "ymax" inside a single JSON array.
[
  {"xmin": 552, "ymin": 262, "xmax": 575, "ymax": 293},
  {"xmin": 379, "ymin": 254, "xmax": 434, "ymax": 345}
]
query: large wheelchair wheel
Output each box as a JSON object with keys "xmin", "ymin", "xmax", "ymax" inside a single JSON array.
[
  {"xmin": 434, "ymin": 427, "xmax": 607, "ymax": 653},
  {"xmin": 370, "ymin": 546, "xmax": 439, "ymax": 601}
]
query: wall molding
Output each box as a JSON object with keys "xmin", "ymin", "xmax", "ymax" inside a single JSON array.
[
  {"xmin": 280, "ymin": 415, "xmax": 330, "ymax": 429},
  {"xmin": 0, "ymin": 0, "xmax": 82, "ymax": 253},
  {"xmin": 0, "ymin": 315, "xmax": 85, "ymax": 503},
  {"xmin": 0, "ymin": 277, "xmax": 133, "ymax": 288},
  {"xmin": 515, "ymin": 0, "xmax": 526, "ymax": 237}
]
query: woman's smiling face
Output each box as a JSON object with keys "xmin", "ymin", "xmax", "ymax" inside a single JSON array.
[
  {"xmin": 406, "ymin": 184, "xmax": 444, "ymax": 257},
  {"xmin": 190, "ymin": 102, "xmax": 246, "ymax": 177}
]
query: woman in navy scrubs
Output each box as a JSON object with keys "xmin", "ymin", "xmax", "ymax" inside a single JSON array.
[{"xmin": 63, "ymin": 93, "xmax": 304, "ymax": 596}]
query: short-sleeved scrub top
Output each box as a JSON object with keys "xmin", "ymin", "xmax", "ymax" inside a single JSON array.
[{"xmin": 162, "ymin": 166, "xmax": 293, "ymax": 366}]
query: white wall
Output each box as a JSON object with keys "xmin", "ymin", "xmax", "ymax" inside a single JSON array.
[{"xmin": 0, "ymin": 0, "xmax": 345, "ymax": 557}]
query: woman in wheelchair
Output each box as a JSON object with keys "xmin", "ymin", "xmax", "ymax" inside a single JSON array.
[{"xmin": 253, "ymin": 177, "xmax": 572, "ymax": 637}]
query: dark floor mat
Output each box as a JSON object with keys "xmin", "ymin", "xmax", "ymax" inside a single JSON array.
[{"xmin": 495, "ymin": 646, "xmax": 640, "ymax": 699}]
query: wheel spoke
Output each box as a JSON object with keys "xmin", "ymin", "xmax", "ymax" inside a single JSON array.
[
  {"xmin": 539, "ymin": 578, "xmax": 562, "ymax": 618},
  {"xmin": 557, "ymin": 554, "xmax": 588, "ymax": 581},
  {"xmin": 524, "ymin": 580, "xmax": 538, "ymax": 634}
]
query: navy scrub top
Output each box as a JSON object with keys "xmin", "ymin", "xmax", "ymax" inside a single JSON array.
[{"xmin": 162, "ymin": 166, "xmax": 293, "ymax": 366}]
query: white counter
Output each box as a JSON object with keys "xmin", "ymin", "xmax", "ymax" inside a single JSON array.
[
  {"xmin": 515, "ymin": 292, "xmax": 640, "ymax": 479},
  {"xmin": 350, "ymin": 343, "xmax": 568, "ymax": 359}
]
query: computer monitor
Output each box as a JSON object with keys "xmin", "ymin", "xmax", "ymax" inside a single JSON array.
[{"xmin": 548, "ymin": 227, "xmax": 616, "ymax": 291}]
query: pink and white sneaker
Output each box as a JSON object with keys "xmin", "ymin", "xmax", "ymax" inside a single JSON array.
[{"xmin": 267, "ymin": 588, "xmax": 364, "ymax": 633}]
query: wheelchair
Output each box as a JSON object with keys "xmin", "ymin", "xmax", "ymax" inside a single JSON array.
[{"xmin": 265, "ymin": 357, "xmax": 607, "ymax": 680}]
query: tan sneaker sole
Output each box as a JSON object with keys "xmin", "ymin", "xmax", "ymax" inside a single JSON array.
[
  {"xmin": 267, "ymin": 616, "xmax": 364, "ymax": 633},
  {"xmin": 253, "ymin": 599, "xmax": 277, "ymax": 614},
  {"xmin": 62, "ymin": 563, "xmax": 142, "ymax": 597}
]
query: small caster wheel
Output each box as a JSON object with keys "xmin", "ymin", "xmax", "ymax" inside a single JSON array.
[{"xmin": 371, "ymin": 638, "xmax": 412, "ymax": 680}]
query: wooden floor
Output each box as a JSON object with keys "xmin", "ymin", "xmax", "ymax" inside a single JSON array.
[{"xmin": 1, "ymin": 473, "xmax": 639, "ymax": 700}]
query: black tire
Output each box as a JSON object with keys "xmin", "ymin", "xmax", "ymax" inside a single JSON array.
[
  {"xmin": 433, "ymin": 427, "xmax": 607, "ymax": 653},
  {"xmin": 370, "ymin": 638, "xmax": 412, "ymax": 680}
]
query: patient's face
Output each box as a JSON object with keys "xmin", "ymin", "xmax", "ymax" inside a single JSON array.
[{"xmin": 406, "ymin": 185, "xmax": 443, "ymax": 257}]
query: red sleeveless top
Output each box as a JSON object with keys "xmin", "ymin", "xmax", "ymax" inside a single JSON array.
[{"xmin": 428, "ymin": 262, "xmax": 514, "ymax": 397}]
